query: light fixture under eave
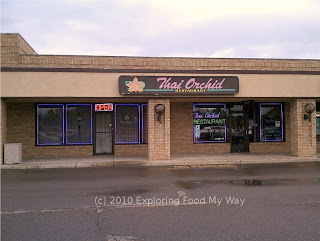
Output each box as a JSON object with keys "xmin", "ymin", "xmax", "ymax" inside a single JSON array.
[
  {"xmin": 304, "ymin": 103, "xmax": 316, "ymax": 122},
  {"xmin": 155, "ymin": 104, "xmax": 165, "ymax": 124}
]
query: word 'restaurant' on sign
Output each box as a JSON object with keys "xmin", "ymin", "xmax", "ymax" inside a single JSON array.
[{"xmin": 119, "ymin": 76, "xmax": 239, "ymax": 95}]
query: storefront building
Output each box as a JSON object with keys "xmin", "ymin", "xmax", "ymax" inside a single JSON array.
[{"xmin": 1, "ymin": 33, "xmax": 320, "ymax": 162}]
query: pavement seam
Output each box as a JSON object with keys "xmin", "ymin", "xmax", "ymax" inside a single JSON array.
[{"xmin": 74, "ymin": 157, "xmax": 81, "ymax": 168}]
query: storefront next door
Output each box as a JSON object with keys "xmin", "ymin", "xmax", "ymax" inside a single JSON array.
[
  {"xmin": 94, "ymin": 112, "xmax": 113, "ymax": 155},
  {"xmin": 229, "ymin": 104, "xmax": 249, "ymax": 152}
]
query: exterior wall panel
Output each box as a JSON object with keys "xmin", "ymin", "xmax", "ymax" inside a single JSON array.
[
  {"xmin": 1, "ymin": 72, "xmax": 320, "ymax": 98},
  {"xmin": 6, "ymin": 103, "xmax": 92, "ymax": 158}
]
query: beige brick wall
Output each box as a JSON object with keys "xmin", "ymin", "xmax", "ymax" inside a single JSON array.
[
  {"xmin": 14, "ymin": 55, "xmax": 320, "ymax": 71},
  {"xmin": 4, "ymin": 101, "xmax": 317, "ymax": 159},
  {"xmin": 290, "ymin": 99, "xmax": 317, "ymax": 157},
  {"xmin": 1, "ymin": 34, "xmax": 320, "ymax": 71},
  {"xmin": 6, "ymin": 103, "xmax": 92, "ymax": 158},
  {"xmin": 170, "ymin": 102, "xmax": 230, "ymax": 154},
  {"xmin": 1, "ymin": 35, "xmax": 20, "ymax": 67},
  {"xmin": 1, "ymin": 34, "xmax": 37, "ymax": 68},
  {"xmin": 148, "ymin": 99, "xmax": 170, "ymax": 160},
  {"xmin": 5, "ymin": 102, "xmax": 148, "ymax": 158},
  {"xmin": 114, "ymin": 145, "xmax": 147, "ymax": 156},
  {"xmin": 171, "ymin": 102, "xmax": 291, "ymax": 154},
  {"xmin": 2, "ymin": 33, "xmax": 319, "ymax": 159}
]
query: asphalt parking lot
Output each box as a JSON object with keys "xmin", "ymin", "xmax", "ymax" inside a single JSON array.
[{"xmin": 2, "ymin": 162, "xmax": 320, "ymax": 240}]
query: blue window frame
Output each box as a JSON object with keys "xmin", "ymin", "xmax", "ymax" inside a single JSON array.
[
  {"xmin": 36, "ymin": 104, "xmax": 92, "ymax": 146},
  {"xmin": 193, "ymin": 103, "xmax": 227, "ymax": 143},
  {"xmin": 259, "ymin": 103, "xmax": 284, "ymax": 142},
  {"xmin": 66, "ymin": 104, "xmax": 93, "ymax": 145},
  {"xmin": 115, "ymin": 104, "xmax": 140, "ymax": 144},
  {"xmin": 114, "ymin": 104, "xmax": 147, "ymax": 144},
  {"xmin": 37, "ymin": 104, "xmax": 64, "ymax": 145}
]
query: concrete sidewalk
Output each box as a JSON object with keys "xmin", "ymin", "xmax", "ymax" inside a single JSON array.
[{"xmin": 1, "ymin": 153, "xmax": 320, "ymax": 169}]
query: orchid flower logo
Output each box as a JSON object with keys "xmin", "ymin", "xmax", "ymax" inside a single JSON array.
[{"xmin": 126, "ymin": 77, "xmax": 145, "ymax": 92}]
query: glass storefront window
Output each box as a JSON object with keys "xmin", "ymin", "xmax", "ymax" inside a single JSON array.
[
  {"xmin": 316, "ymin": 102, "xmax": 320, "ymax": 141},
  {"xmin": 260, "ymin": 103, "xmax": 283, "ymax": 141},
  {"xmin": 66, "ymin": 104, "xmax": 92, "ymax": 145},
  {"xmin": 193, "ymin": 104, "xmax": 227, "ymax": 143},
  {"xmin": 115, "ymin": 104, "xmax": 140, "ymax": 144},
  {"xmin": 37, "ymin": 104, "xmax": 64, "ymax": 145}
]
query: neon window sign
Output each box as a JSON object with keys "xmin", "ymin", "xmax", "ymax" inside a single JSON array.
[
  {"xmin": 95, "ymin": 103, "xmax": 113, "ymax": 112},
  {"xmin": 193, "ymin": 103, "xmax": 227, "ymax": 143}
]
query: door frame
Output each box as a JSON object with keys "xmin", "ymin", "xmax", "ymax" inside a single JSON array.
[
  {"xmin": 228, "ymin": 102, "xmax": 250, "ymax": 153},
  {"xmin": 93, "ymin": 111, "xmax": 114, "ymax": 155}
]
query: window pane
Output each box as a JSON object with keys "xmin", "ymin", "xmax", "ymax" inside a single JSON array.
[
  {"xmin": 316, "ymin": 102, "xmax": 320, "ymax": 141},
  {"xmin": 260, "ymin": 103, "xmax": 283, "ymax": 141},
  {"xmin": 115, "ymin": 104, "xmax": 140, "ymax": 144},
  {"xmin": 66, "ymin": 104, "xmax": 92, "ymax": 144},
  {"xmin": 142, "ymin": 104, "xmax": 148, "ymax": 143},
  {"xmin": 193, "ymin": 104, "xmax": 227, "ymax": 143},
  {"xmin": 37, "ymin": 104, "xmax": 64, "ymax": 145}
]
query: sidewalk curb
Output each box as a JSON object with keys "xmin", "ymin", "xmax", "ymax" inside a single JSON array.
[{"xmin": 1, "ymin": 159, "xmax": 319, "ymax": 170}]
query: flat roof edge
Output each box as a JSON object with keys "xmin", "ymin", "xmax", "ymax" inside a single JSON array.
[{"xmin": 1, "ymin": 67, "xmax": 320, "ymax": 75}]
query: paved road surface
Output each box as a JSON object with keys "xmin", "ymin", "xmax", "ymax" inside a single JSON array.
[{"xmin": 2, "ymin": 162, "xmax": 320, "ymax": 240}]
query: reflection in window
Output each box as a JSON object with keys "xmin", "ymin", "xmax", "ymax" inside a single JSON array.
[
  {"xmin": 260, "ymin": 103, "xmax": 283, "ymax": 141},
  {"xmin": 66, "ymin": 104, "xmax": 92, "ymax": 144},
  {"xmin": 316, "ymin": 102, "xmax": 320, "ymax": 141},
  {"xmin": 37, "ymin": 104, "xmax": 64, "ymax": 145},
  {"xmin": 115, "ymin": 104, "xmax": 140, "ymax": 144},
  {"xmin": 193, "ymin": 104, "xmax": 227, "ymax": 143}
]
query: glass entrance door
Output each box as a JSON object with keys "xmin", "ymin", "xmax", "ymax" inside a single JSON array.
[
  {"xmin": 94, "ymin": 112, "xmax": 113, "ymax": 155},
  {"xmin": 229, "ymin": 104, "xmax": 249, "ymax": 153}
]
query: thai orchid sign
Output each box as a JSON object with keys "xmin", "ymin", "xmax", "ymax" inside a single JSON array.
[{"xmin": 119, "ymin": 76, "xmax": 239, "ymax": 95}]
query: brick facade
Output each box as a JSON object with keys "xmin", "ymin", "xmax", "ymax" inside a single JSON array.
[
  {"xmin": 290, "ymin": 99, "xmax": 317, "ymax": 157},
  {"xmin": 148, "ymin": 99, "xmax": 170, "ymax": 160},
  {"xmin": 3, "ymin": 101, "xmax": 296, "ymax": 159},
  {"xmin": 114, "ymin": 145, "xmax": 147, "ymax": 156},
  {"xmin": 1, "ymin": 34, "xmax": 320, "ymax": 71},
  {"xmin": 171, "ymin": 102, "xmax": 291, "ymax": 154},
  {"xmin": 171, "ymin": 102, "xmax": 230, "ymax": 154},
  {"xmin": 6, "ymin": 103, "xmax": 92, "ymax": 158},
  {"xmin": 1, "ymin": 34, "xmax": 37, "ymax": 67},
  {"xmin": 3, "ymin": 102, "xmax": 149, "ymax": 158},
  {"xmin": 1, "ymin": 34, "xmax": 319, "ymax": 161}
]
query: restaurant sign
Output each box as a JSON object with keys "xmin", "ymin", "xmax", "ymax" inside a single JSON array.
[{"xmin": 119, "ymin": 76, "xmax": 239, "ymax": 95}]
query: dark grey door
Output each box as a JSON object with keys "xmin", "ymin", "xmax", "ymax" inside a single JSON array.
[
  {"xmin": 230, "ymin": 104, "xmax": 249, "ymax": 153},
  {"xmin": 94, "ymin": 112, "xmax": 113, "ymax": 155}
]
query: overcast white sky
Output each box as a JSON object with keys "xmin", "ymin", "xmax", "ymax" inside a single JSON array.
[{"xmin": 1, "ymin": 0, "xmax": 320, "ymax": 58}]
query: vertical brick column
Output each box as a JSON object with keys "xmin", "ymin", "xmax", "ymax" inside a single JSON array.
[
  {"xmin": 0, "ymin": 99, "xmax": 7, "ymax": 163},
  {"xmin": 290, "ymin": 99, "xmax": 317, "ymax": 157},
  {"xmin": 148, "ymin": 99, "xmax": 170, "ymax": 161}
]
